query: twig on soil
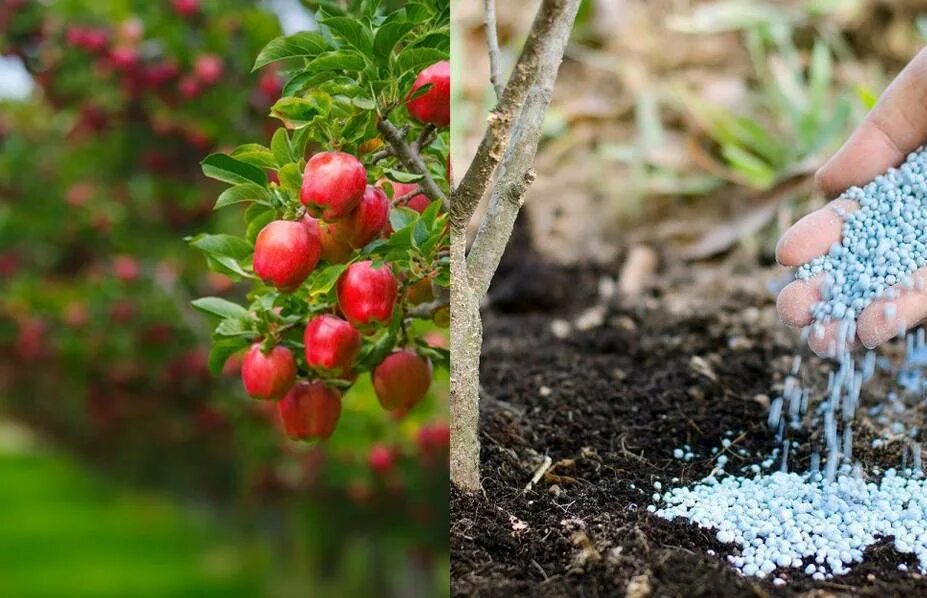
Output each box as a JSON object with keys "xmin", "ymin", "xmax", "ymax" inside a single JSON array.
[
  {"xmin": 617, "ymin": 244, "xmax": 658, "ymax": 299},
  {"xmin": 525, "ymin": 454, "xmax": 553, "ymax": 492},
  {"xmin": 530, "ymin": 559, "xmax": 549, "ymax": 581}
]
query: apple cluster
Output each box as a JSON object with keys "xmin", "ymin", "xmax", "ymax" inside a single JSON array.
[{"xmin": 235, "ymin": 61, "xmax": 451, "ymax": 442}]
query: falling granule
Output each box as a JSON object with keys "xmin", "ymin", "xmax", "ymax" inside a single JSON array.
[{"xmin": 655, "ymin": 469, "xmax": 927, "ymax": 579}]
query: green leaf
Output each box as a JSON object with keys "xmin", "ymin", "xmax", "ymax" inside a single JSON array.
[
  {"xmin": 271, "ymin": 129, "xmax": 292, "ymax": 165},
  {"xmin": 192, "ymin": 297, "xmax": 250, "ymax": 319},
  {"xmin": 270, "ymin": 92, "xmax": 333, "ymax": 129},
  {"xmin": 307, "ymin": 263, "xmax": 347, "ymax": 297},
  {"xmin": 189, "ymin": 234, "xmax": 253, "ymax": 259},
  {"xmin": 230, "ymin": 144, "xmax": 278, "ymax": 169},
  {"xmin": 216, "ymin": 317, "xmax": 255, "ymax": 337},
  {"xmin": 245, "ymin": 204, "xmax": 276, "ymax": 244},
  {"xmin": 201, "ymin": 154, "xmax": 267, "ymax": 186},
  {"xmin": 278, "ymin": 162, "xmax": 303, "ymax": 195},
  {"xmin": 384, "ymin": 168, "xmax": 423, "ymax": 183},
  {"xmin": 189, "ymin": 234, "xmax": 254, "ymax": 278},
  {"xmin": 388, "ymin": 206, "xmax": 417, "ymax": 232},
  {"xmin": 411, "ymin": 218, "xmax": 429, "ymax": 248},
  {"xmin": 373, "ymin": 20, "xmax": 416, "ymax": 58},
  {"xmin": 394, "ymin": 47, "xmax": 448, "ymax": 76},
  {"xmin": 215, "ymin": 183, "xmax": 271, "ymax": 210},
  {"xmin": 406, "ymin": 82, "xmax": 433, "ymax": 101},
  {"xmin": 253, "ymin": 32, "xmax": 328, "ymax": 71},
  {"xmin": 306, "ymin": 50, "xmax": 367, "ymax": 74},
  {"xmin": 320, "ymin": 16, "xmax": 373, "ymax": 54},
  {"xmin": 208, "ymin": 337, "xmax": 250, "ymax": 376},
  {"xmin": 291, "ymin": 127, "xmax": 312, "ymax": 161}
]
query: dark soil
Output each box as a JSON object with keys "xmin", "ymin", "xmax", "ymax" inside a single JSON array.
[{"xmin": 451, "ymin": 234, "xmax": 926, "ymax": 597}]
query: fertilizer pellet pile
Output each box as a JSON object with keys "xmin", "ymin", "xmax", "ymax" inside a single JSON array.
[
  {"xmin": 797, "ymin": 147, "xmax": 927, "ymax": 323},
  {"xmin": 656, "ymin": 470, "xmax": 927, "ymax": 581},
  {"xmin": 651, "ymin": 147, "xmax": 927, "ymax": 582}
]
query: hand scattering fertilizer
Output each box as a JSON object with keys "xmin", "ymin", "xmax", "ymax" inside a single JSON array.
[{"xmin": 652, "ymin": 147, "xmax": 927, "ymax": 583}]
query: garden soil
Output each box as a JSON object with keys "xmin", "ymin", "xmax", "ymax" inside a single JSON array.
[{"xmin": 451, "ymin": 224, "xmax": 926, "ymax": 597}]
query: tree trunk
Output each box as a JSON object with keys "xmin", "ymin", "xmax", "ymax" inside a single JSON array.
[{"xmin": 450, "ymin": 225, "xmax": 482, "ymax": 491}]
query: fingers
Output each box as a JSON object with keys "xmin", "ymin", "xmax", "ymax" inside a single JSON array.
[
  {"xmin": 856, "ymin": 267, "xmax": 927, "ymax": 349},
  {"xmin": 806, "ymin": 319, "xmax": 859, "ymax": 358},
  {"xmin": 777, "ymin": 276, "xmax": 822, "ymax": 328},
  {"xmin": 775, "ymin": 199, "xmax": 858, "ymax": 267},
  {"xmin": 815, "ymin": 48, "xmax": 927, "ymax": 197}
]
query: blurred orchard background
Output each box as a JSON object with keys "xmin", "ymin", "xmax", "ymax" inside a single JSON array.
[{"xmin": 0, "ymin": 1, "xmax": 448, "ymax": 596}]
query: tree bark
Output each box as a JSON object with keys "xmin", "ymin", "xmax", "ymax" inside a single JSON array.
[
  {"xmin": 450, "ymin": 226, "xmax": 482, "ymax": 491},
  {"xmin": 449, "ymin": 0, "xmax": 581, "ymax": 493}
]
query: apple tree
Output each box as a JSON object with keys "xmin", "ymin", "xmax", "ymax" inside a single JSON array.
[{"xmin": 190, "ymin": 0, "xmax": 451, "ymax": 445}]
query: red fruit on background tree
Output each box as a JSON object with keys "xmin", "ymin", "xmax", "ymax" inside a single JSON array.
[
  {"xmin": 112, "ymin": 255, "xmax": 140, "ymax": 282},
  {"xmin": 253, "ymin": 220, "xmax": 321, "ymax": 291},
  {"xmin": 194, "ymin": 53, "xmax": 223, "ymax": 86},
  {"xmin": 258, "ymin": 69, "xmax": 282, "ymax": 99},
  {"xmin": 332, "ymin": 185, "xmax": 389, "ymax": 249},
  {"xmin": 241, "ymin": 343, "xmax": 296, "ymax": 400},
  {"xmin": 405, "ymin": 61, "xmax": 450, "ymax": 127},
  {"xmin": 372, "ymin": 350, "xmax": 432, "ymax": 411},
  {"xmin": 278, "ymin": 382, "xmax": 342, "ymax": 440},
  {"xmin": 336, "ymin": 261, "xmax": 398, "ymax": 328},
  {"xmin": 171, "ymin": 0, "xmax": 200, "ymax": 17},
  {"xmin": 178, "ymin": 75, "xmax": 200, "ymax": 99},
  {"xmin": 304, "ymin": 314, "xmax": 361, "ymax": 378},
  {"xmin": 109, "ymin": 46, "xmax": 138, "ymax": 71},
  {"xmin": 300, "ymin": 151, "xmax": 367, "ymax": 220},
  {"xmin": 368, "ymin": 444, "xmax": 395, "ymax": 474}
]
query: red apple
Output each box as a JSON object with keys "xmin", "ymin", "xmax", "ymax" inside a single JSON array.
[
  {"xmin": 406, "ymin": 61, "xmax": 450, "ymax": 127},
  {"xmin": 368, "ymin": 444, "xmax": 395, "ymax": 474},
  {"xmin": 112, "ymin": 255, "xmax": 140, "ymax": 282},
  {"xmin": 178, "ymin": 75, "xmax": 200, "ymax": 99},
  {"xmin": 253, "ymin": 220, "xmax": 321, "ymax": 291},
  {"xmin": 171, "ymin": 0, "xmax": 200, "ymax": 16},
  {"xmin": 278, "ymin": 381, "xmax": 342, "ymax": 440},
  {"xmin": 416, "ymin": 421, "xmax": 450, "ymax": 464},
  {"xmin": 194, "ymin": 53, "xmax": 223, "ymax": 86},
  {"xmin": 406, "ymin": 277, "xmax": 434, "ymax": 305},
  {"xmin": 332, "ymin": 185, "xmax": 389, "ymax": 248},
  {"xmin": 407, "ymin": 194, "xmax": 430, "ymax": 213},
  {"xmin": 336, "ymin": 261, "xmax": 398, "ymax": 328},
  {"xmin": 66, "ymin": 183, "xmax": 94, "ymax": 207},
  {"xmin": 109, "ymin": 46, "xmax": 138, "ymax": 71},
  {"xmin": 302, "ymin": 215, "xmax": 353, "ymax": 263},
  {"xmin": 300, "ymin": 151, "xmax": 367, "ymax": 220},
  {"xmin": 258, "ymin": 69, "xmax": 282, "ymax": 99},
  {"xmin": 417, "ymin": 422, "xmax": 450, "ymax": 452},
  {"xmin": 372, "ymin": 350, "xmax": 432, "ymax": 411},
  {"xmin": 144, "ymin": 60, "xmax": 179, "ymax": 87},
  {"xmin": 241, "ymin": 343, "xmax": 296, "ymax": 400},
  {"xmin": 304, "ymin": 314, "xmax": 360, "ymax": 378}
]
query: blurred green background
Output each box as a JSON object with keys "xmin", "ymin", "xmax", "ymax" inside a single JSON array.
[{"xmin": 0, "ymin": 1, "xmax": 448, "ymax": 596}]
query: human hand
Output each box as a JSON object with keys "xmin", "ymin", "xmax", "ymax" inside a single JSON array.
[{"xmin": 776, "ymin": 49, "xmax": 927, "ymax": 356}]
